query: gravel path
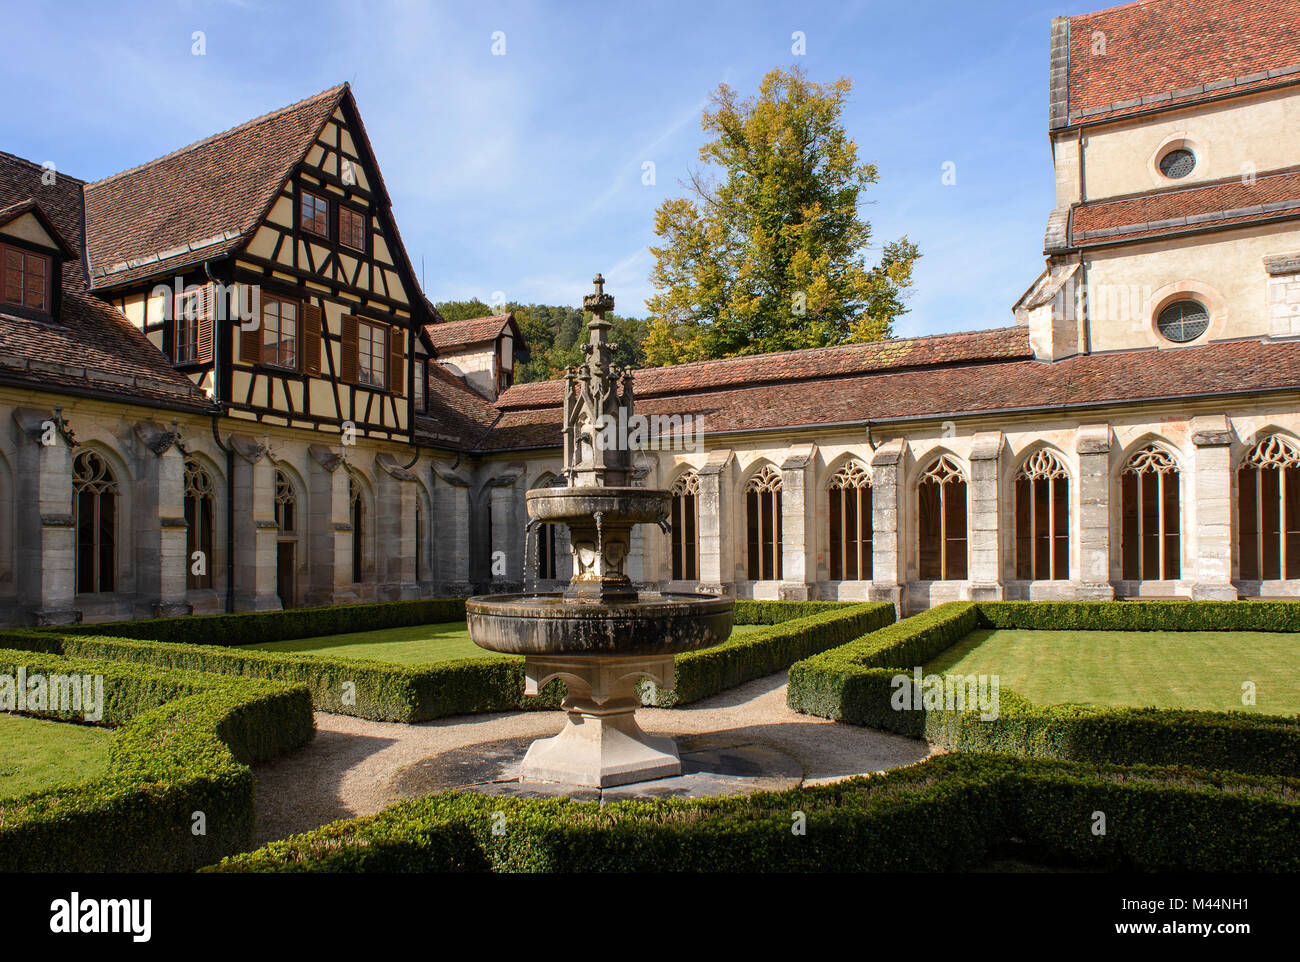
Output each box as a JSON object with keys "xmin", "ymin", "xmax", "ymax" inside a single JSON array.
[{"xmin": 252, "ymin": 670, "xmax": 932, "ymax": 845}]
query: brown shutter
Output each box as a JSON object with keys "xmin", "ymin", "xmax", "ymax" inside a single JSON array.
[
  {"xmin": 302, "ymin": 302, "xmax": 323, "ymax": 375},
  {"xmin": 239, "ymin": 293, "xmax": 262, "ymax": 365},
  {"xmin": 196, "ymin": 283, "xmax": 215, "ymax": 364},
  {"xmin": 340, "ymin": 313, "xmax": 359, "ymax": 384},
  {"xmin": 388, "ymin": 325, "xmax": 405, "ymax": 396}
]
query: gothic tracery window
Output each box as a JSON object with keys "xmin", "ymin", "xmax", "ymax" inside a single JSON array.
[
  {"xmin": 917, "ymin": 455, "xmax": 967, "ymax": 581},
  {"xmin": 184, "ymin": 459, "xmax": 215, "ymax": 590},
  {"xmin": 1121, "ymin": 444, "xmax": 1181, "ymax": 580},
  {"xmin": 671, "ymin": 471, "xmax": 700, "ymax": 581},
  {"xmin": 349, "ymin": 477, "xmax": 364, "ymax": 584},
  {"xmin": 1015, "ymin": 449, "xmax": 1070, "ymax": 580},
  {"xmin": 746, "ymin": 466, "xmax": 783, "ymax": 581},
  {"xmin": 828, "ymin": 460, "xmax": 872, "ymax": 581},
  {"xmin": 1238, "ymin": 435, "xmax": 1300, "ymax": 581},
  {"xmin": 73, "ymin": 451, "xmax": 117, "ymax": 594}
]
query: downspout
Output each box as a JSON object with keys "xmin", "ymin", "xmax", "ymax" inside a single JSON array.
[{"xmin": 204, "ymin": 260, "xmax": 236, "ymax": 614}]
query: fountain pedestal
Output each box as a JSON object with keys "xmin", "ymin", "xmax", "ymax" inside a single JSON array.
[{"xmin": 521, "ymin": 654, "xmax": 679, "ymax": 787}]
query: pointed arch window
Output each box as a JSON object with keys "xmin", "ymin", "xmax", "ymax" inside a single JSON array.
[
  {"xmin": 746, "ymin": 466, "xmax": 783, "ymax": 581},
  {"xmin": 274, "ymin": 469, "xmax": 298, "ymax": 608},
  {"xmin": 828, "ymin": 460, "xmax": 872, "ymax": 581},
  {"xmin": 1015, "ymin": 450, "xmax": 1070, "ymax": 580},
  {"xmin": 1238, "ymin": 435, "xmax": 1300, "ymax": 580},
  {"xmin": 671, "ymin": 472, "xmax": 700, "ymax": 581},
  {"xmin": 918, "ymin": 455, "xmax": 967, "ymax": 581},
  {"xmin": 274, "ymin": 470, "xmax": 296, "ymax": 534},
  {"xmin": 73, "ymin": 451, "xmax": 118, "ymax": 594},
  {"xmin": 1121, "ymin": 444, "xmax": 1180, "ymax": 580},
  {"xmin": 349, "ymin": 477, "xmax": 365, "ymax": 584},
  {"xmin": 184, "ymin": 459, "xmax": 215, "ymax": 590}
]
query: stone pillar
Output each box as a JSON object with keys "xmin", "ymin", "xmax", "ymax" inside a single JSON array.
[
  {"xmin": 870, "ymin": 439, "xmax": 906, "ymax": 613},
  {"xmin": 1075, "ymin": 423, "xmax": 1115, "ymax": 599},
  {"xmin": 229, "ymin": 434, "xmax": 281, "ymax": 611},
  {"xmin": 11, "ymin": 408, "xmax": 78, "ymax": 624},
  {"xmin": 1190, "ymin": 415, "xmax": 1238, "ymax": 600},
  {"xmin": 779, "ymin": 443, "xmax": 818, "ymax": 600},
  {"xmin": 966, "ymin": 431, "xmax": 1004, "ymax": 601},
  {"xmin": 432, "ymin": 464, "xmax": 474, "ymax": 594},
  {"xmin": 305, "ymin": 445, "xmax": 355, "ymax": 606},
  {"xmin": 488, "ymin": 479, "xmax": 520, "ymax": 590},
  {"xmin": 132, "ymin": 422, "xmax": 191, "ymax": 617},
  {"xmin": 1264, "ymin": 252, "xmax": 1300, "ymax": 338},
  {"xmin": 695, "ymin": 448, "xmax": 734, "ymax": 596},
  {"xmin": 376, "ymin": 453, "xmax": 419, "ymax": 599}
]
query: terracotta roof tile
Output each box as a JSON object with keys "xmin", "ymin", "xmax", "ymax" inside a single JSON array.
[
  {"xmin": 1069, "ymin": 167, "xmax": 1300, "ymax": 246},
  {"xmin": 1063, "ymin": 0, "xmax": 1300, "ymax": 127},
  {"xmin": 424, "ymin": 314, "xmax": 515, "ymax": 353},
  {"xmin": 498, "ymin": 327, "xmax": 1033, "ymax": 409},
  {"xmin": 81, "ymin": 85, "xmax": 347, "ymax": 289},
  {"xmin": 480, "ymin": 337, "xmax": 1300, "ymax": 451},
  {"xmin": 0, "ymin": 151, "xmax": 214, "ymax": 411}
]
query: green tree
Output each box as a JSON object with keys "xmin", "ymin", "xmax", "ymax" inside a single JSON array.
[{"xmin": 645, "ymin": 66, "xmax": 920, "ymax": 366}]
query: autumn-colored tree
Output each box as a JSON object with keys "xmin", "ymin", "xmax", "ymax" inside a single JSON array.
[{"xmin": 645, "ymin": 66, "xmax": 919, "ymax": 366}]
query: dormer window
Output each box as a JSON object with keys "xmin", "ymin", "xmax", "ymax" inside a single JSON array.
[
  {"xmin": 1, "ymin": 243, "xmax": 51, "ymax": 312},
  {"xmin": 300, "ymin": 189, "xmax": 330, "ymax": 238}
]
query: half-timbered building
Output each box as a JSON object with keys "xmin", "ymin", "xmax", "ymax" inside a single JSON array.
[{"xmin": 3, "ymin": 0, "xmax": 1300, "ymax": 625}]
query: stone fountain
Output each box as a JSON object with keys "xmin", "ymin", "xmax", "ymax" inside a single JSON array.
[{"xmin": 467, "ymin": 275, "xmax": 733, "ymax": 788}]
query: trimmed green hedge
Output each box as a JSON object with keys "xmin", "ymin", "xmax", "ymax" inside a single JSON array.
[
  {"xmin": 3, "ymin": 601, "xmax": 889, "ymax": 723},
  {"xmin": 49, "ymin": 597, "xmax": 469, "ymax": 646},
  {"xmin": 787, "ymin": 600, "xmax": 1300, "ymax": 776},
  {"xmin": 206, "ymin": 753, "xmax": 1300, "ymax": 873},
  {"xmin": 0, "ymin": 649, "xmax": 314, "ymax": 872},
  {"xmin": 644, "ymin": 602, "xmax": 895, "ymax": 706}
]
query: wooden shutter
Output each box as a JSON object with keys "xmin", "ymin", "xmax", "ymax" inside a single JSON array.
[
  {"xmin": 388, "ymin": 325, "xmax": 404, "ymax": 396},
  {"xmin": 302, "ymin": 302, "xmax": 323, "ymax": 375},
  {"xmin": 239, "ymin": 294, "xmax": 262, "ymax": 365},
  {"xmin": 196, "ymin": 283, "xmax": 216, "ymax": 364},
  {"xmin": 340, "ymin": 313, "xmax": 359, "ymax": 384}
]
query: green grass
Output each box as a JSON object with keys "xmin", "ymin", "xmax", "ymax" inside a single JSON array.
[
  {"xmin": 925, "ymin": 628, "xmax": 1300, "ymax": 715},
  {"xmin": 246, "ymin": 621, "xmax": 772, "ymax": 666},
  {"xmin": 0, "ymin": 714, "xmax": 112, "ymax": 798}
]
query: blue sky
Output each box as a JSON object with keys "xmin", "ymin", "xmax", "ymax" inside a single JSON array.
[{"xmin": 2, "ymin": 0, "xmax": 1105, "ymax": 336}]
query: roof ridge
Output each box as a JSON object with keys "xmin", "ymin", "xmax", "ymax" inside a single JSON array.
[{"xmin": 86, "ymin": 83, "xmax": 348, "ymax": 189}]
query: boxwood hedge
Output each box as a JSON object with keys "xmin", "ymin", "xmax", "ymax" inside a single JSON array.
[
  {"xmin": 206, "ymin": 753, "xmax": 1300, "ymax": 873},
  {"xmin": 3, "ymin": 600, "xmax": 891, "ymax": 723},
  {"xmin": 0, "ymin": 649, "xmax": 314, "ymax": 872},
  {"xmin": 786, "ymin": 600, "xmax": 1300, "ymax": 776}
]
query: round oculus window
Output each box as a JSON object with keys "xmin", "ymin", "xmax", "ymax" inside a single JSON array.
[
  {"xmin": 1156, "ymin": 299, "xmax": 1209, "ymax": 343},
  {"xmin": 1159, "ymin": 148, "xmax": 1196, "ymax": 178}
]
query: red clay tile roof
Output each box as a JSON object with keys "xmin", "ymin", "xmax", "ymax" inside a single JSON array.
[
  {"xmin": 81, "ymin": 85, "xmax": 347, "ymax": 289},
  {"xmin": 0, "ymin": 152, "xmax": 214, "ymax": 411},
  {"xmin": 498, "ymin": 327, "xmax": 1034, "ymax": 409},
  {"xmin": 424, "ymin": 314, "xmax": 517, "ymax": 353},
  {"xmin": 480, "ymin": 335, "xmax": 1300, "ymax": 451},
  {"xmin": 1061, "ymin": 0, "xmax": 1300, "ymax": 127},
  {"xmin": 414, "ymin": 362, "xmax": 500, "ymax": 446},
  {"xmin": 1068, "ymin": 166, "xmax": 1300, "ymax": 246}
]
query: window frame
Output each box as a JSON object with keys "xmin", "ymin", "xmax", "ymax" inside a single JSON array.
[
  {"xmin": 1, "ymin": 241, "xmax": 52, "ymax": 314},
  {"xmin": 299, "ymin": 188, "xmax": 331, "ymax": 239},
  {"xmin": 260, "ymin": 293, "xmax": 301, "ymax": 371},
  {"xmin": 338, "ymin": 204, "xmax": 368, "ymax": 253},
  {"xmin": 356, "ymin": 318, "xmax": 389, "ymax": 390}
]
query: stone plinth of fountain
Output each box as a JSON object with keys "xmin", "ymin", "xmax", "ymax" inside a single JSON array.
[{"xmin": 466, "ymin": 274, "xmax": 733, "ymax": 788}]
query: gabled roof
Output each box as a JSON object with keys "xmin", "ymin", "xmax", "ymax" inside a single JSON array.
[
  {"xmin": 0, "ymin": 198, "xmax": 76, "ymax": 258},
  {"xmin": 81, "ymin": 84, "xmax": 348, "ymax": 289},
  {"xmin": 0, "ymin": 151, "xmax": 214, "ymax": 411},
  {"xmin": 425, "ymin": 313, "xmax": 522, "ymax": 354},
  {"xmin": 497, "ymin": 327, "xmax": 1033, "ymax": 410},
  {"xmin": 481, "ymin": 335, "xmax": 1300, "ymax": 451},
  {"xmin": 1055, "ymin": 0, "xmax": 1300, "ymax": 129},
  {"xmin": 1065, "ymin": 166, "xmax": 1300, "ymax": 248}
]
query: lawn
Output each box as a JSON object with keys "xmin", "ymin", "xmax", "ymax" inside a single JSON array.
[
  {"xmin": 925, "ymin": 628, "xmax": 1300, "ymax": 715},
  {"xmin": 248, "ymin": 621, "xmax": 772, "ymax": 666},
  {"xmin": 0, "ymin": 714, "xmax": 112, "ymax": 798}
]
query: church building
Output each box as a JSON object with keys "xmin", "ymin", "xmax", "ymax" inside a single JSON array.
[{"xmin": 2, "ymin": 0, "xmax": 1298, "ymax": 625}]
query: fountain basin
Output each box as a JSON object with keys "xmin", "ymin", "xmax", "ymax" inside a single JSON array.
[
  {"xmin": 526, "ymin": 487, "xmax": 671, "ymax": 524},
  {"xmin": 466, "ymin": 592, "xmax": 733, "ymax": 657}
]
